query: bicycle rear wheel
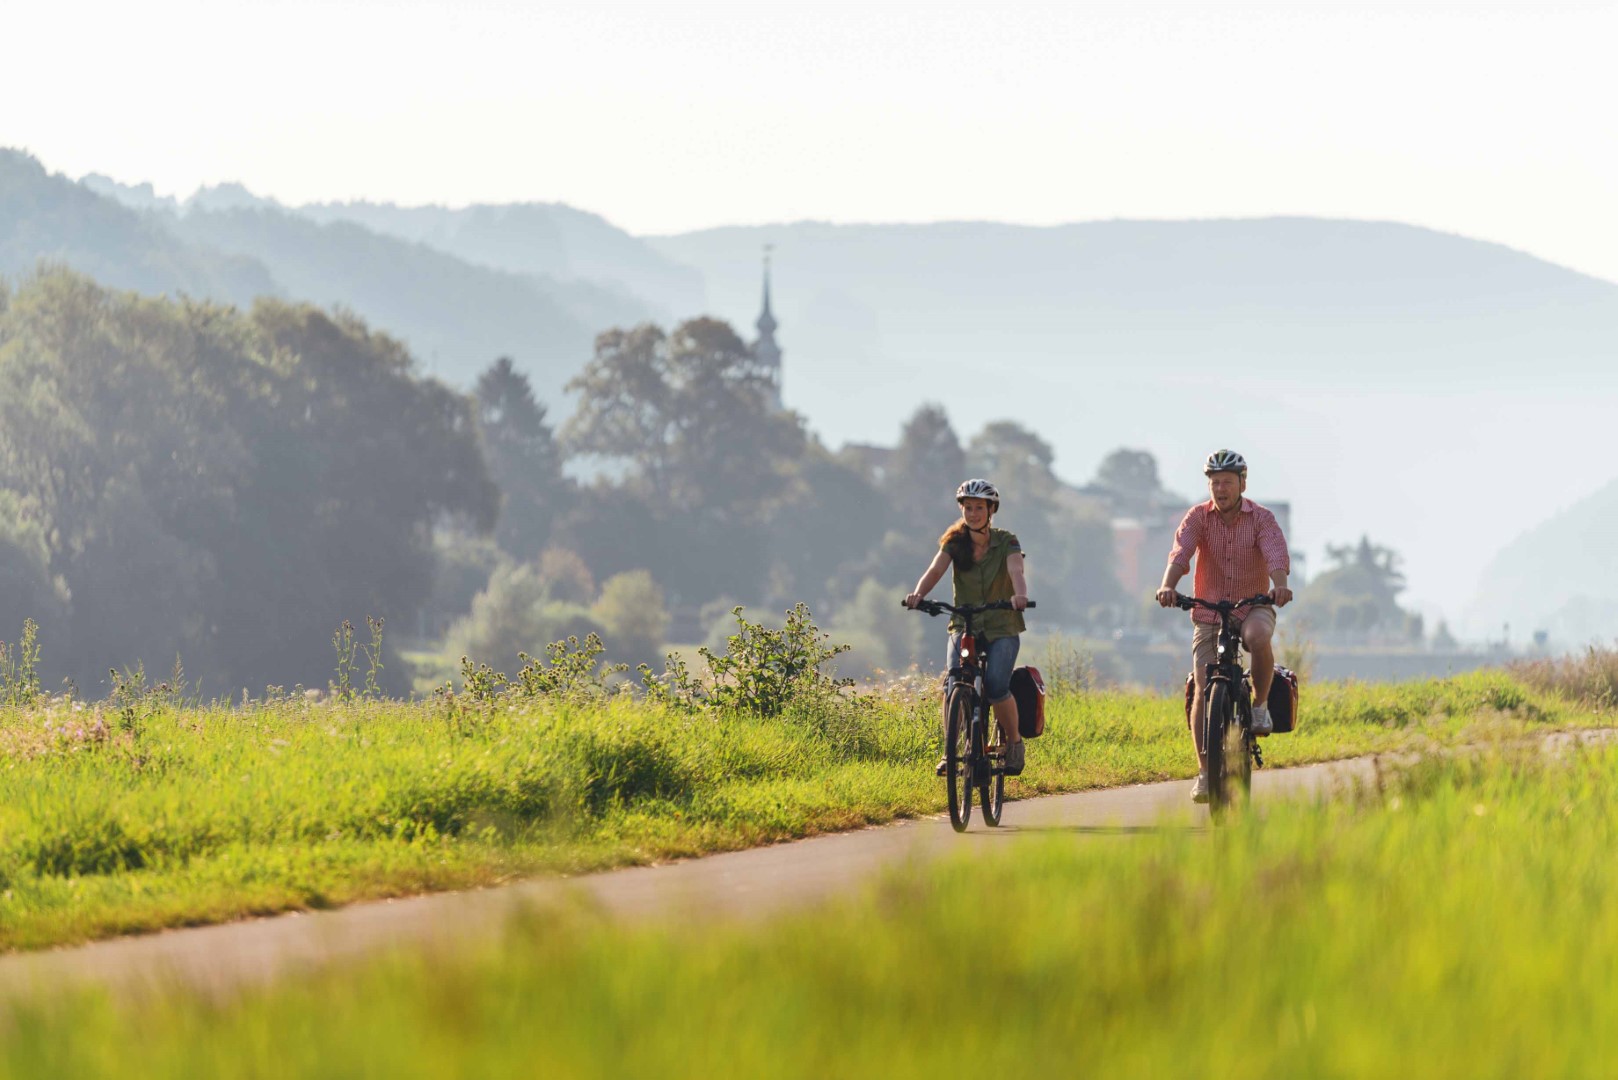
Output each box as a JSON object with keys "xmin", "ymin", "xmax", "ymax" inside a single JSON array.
[
  {"xmin": 944, "ymin": 683, "xmax": 973, "ymax": 832},
  {"xmin": 978, "ymin": 706, "xmax": 1005, "ymax": 826},
  {"xmin": 1230, "ymin": 696, "xmax": 1254, "ymax": 806}
]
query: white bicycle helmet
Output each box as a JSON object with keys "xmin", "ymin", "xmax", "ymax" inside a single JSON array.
[
  {"xmin": 955, "ymin": 478, "xmax": 1000, "ymax": 509},
  {"xmin": 1203, "ymin": 449, "xmax": 1248, "ymax": 477}
]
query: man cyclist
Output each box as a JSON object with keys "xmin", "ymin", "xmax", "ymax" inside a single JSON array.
[
  {"xmin": 904, "ymin": 479, "xmax": 1031, "ymax": 776},
  {"xmin": 1154, "ymin": 450, "xmax": 1293, "ymax": 803}
]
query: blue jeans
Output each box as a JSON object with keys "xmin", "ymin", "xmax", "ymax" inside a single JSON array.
[{"xmin": 947, "ymin": 633, "xmax": 1020, "ymax": 704}]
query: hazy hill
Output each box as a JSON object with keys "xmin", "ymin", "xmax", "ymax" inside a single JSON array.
[
  {"xmin": 649, "ymin": 219, "xmax": 1618, "ymax": 619},
  {"xmin": 13, "ymin": 154, "xmax": 654, "ymax": 396},
  {"xmin": 3, "ymin": 151, "xmax": 273, "ymax": 303},
  {"xmin": 297, "ymin": 201, "xmax": 706, "ymax": 318},
  {"xmin": 167, "ymin": 204, "xmax": 644, "ymax": 389},
  {"xmin": 1466, "ymin": 477, "xmax": 1618, "ymax": 646}
]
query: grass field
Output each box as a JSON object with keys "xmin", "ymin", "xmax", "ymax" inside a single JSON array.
[
  {"xmin": 6, "ymin": 731, "xmax": 1618, "ymax": 1077},
  {"xmin": 0, "ymin": 667, "xmax": 1607, "ymax": 953}
]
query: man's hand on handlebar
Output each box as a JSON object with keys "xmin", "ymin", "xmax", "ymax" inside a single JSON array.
[
  {"xmin": 1155, "ymin": 587, "xmax": 1179, "ymax": 608},
  {"xmin": 1012, "ymin": 594, "xmax": 1028, "ymax": 611},
  {"xmin": 903, "ymin": 592, "xmax": 923, "ymax": 609},
  {"xmin": 1269, "ymin": 585, "xmax": 1294, "ymax": 608}
]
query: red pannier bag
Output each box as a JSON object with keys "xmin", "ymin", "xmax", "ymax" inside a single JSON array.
[
  {"xmin": 1010, "ymin": 666, "xmax": 1046, "ymax": 738},
  {"xmin": 1268, "ymin": 665, "xmax": 1300, "ymax": 734},
  {"xmin": 1181, "ymin": 666, "xmax": 1301, "ymax": 734}
]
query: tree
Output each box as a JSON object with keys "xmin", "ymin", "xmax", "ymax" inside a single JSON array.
[
  {"xmin": 475, "ymin": 356, "xmax": 568, "ymax": 559},
  {"xmin": 1292, "ymin": 535, "xmax": 1416, "ymax": 643},
  {"xmin": 0, "ymin": 268, "xmax": 499, "ymax": 692},
  {"xmin": 562, "ymin": 318, "xmax": 805, "ymax": 520},
  {"xmin": 967, "ymin": 420, "xmax": 1059, "ymax": 502},
  {"xmin": 443, "ymin": 561, "xmax": 602, "ymax": 674},
  {"xmin": 591, "ymin": 569, "xmax": 671, "ymax": 666},
  {"xmin": 886, "ymin": 404, "xmax": 966, "ymax": 523},
  {"xmin": 536, "ymin": 547, "xmax": 596, "ymax": 605},
  {"xmin": 1092, "ymin": 448, "xmax": 1171, "ymax": 517},
  {"xmin": 1094, "ymin": 448, "xmax": 1162, "ymax": 495},
  {"xmin": 829, "ymin": 576, "xmax": 926, "ymax": 676}
]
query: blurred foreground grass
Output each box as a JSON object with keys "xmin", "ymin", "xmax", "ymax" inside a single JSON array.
[
  {"xmin": 8, "ymin": 736, "xmax": 1618, "ymax": 1077},
  {"xmin": 0, "ymin": 667, "xmax": 1607, "ymax": 952}
]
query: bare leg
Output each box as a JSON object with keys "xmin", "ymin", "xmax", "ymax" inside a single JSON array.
[
  {"xmin": 991, "ymin": 695, "xmax": 1022, "ymax": 745},
  {"xmin": 1190, "ymin": 667, "xmax": 1208, "ymax": 770},
  {"xmin": 1245, "ymin": 619, "xmax": 1275, "ymax": 704}
]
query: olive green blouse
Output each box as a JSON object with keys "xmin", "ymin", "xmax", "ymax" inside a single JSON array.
[{"xmin": 945, "ymin": 527, "xmax": 1026, "ymax": 640}]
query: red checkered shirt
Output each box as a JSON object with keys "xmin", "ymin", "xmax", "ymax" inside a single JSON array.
[{"xmin": 1167, "ymin": 499, "xmax": 1291, "ymax": 624}]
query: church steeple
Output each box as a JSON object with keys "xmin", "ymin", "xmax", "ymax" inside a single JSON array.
[{"xmin": 753, "ymin": 245, "xmax": 783, "ymax": 409}]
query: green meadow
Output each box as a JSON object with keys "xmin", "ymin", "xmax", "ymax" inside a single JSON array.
[
  {"xmin": 0, "ymin": 660, "xmax": 1606, "ymax": 953},
  {"xmin": 7, "ymin": 724, "xmax": 1618, "ymax": 1077}
]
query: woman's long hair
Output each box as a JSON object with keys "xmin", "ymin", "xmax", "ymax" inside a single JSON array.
[{"xmin": 940, "ymin": 520, "xmax": 977, "ymax": 572}]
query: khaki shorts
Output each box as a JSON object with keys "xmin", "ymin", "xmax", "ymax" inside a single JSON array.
[{"xmin": 1192, "ymin": 607, "xmax": 1276, "ymax": 676}]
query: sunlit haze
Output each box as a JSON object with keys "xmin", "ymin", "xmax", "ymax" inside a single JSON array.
[{"xmin": 8, "ymin": 0, "xmax": 1615, "ymax": 281}]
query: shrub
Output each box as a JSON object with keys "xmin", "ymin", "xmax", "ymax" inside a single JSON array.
[{"xmin": 698, "ymin": 604, "xmax": 853, "ymax": 716}]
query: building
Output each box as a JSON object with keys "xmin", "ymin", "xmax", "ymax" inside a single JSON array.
[{"xmin": 753, "ymin": 247, "xmax": 783, "ymax": 410}]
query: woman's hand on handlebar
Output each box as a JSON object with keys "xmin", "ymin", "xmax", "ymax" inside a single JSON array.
[
  {"xmin": 903, "ymin": 592, "xmax": 923, "ymax": 609},
  {"xmin": 1012, "ymin": 594, "xmax": 1028, "ymax": 611}
]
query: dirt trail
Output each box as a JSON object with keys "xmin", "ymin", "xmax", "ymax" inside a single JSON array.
[{"xmin": 0, "ymin": 754, "xmax": 1402, "ymax": 1003}]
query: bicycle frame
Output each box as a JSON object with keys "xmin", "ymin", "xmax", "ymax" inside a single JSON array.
[
  {"xmin": 947, "ymin": 616, "xmax": 994, "ymax": 788},
  {"xmin": 905, "ymin": 596, "xmax": 1034, "ymax": 831},
  {"xmin": 1174, "ymin": 593, "xmax": 1272, "ymax": 812}
]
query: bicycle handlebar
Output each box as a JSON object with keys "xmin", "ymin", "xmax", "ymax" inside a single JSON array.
[
  {"xmin": 902, "ymin": 598, "xmax": 1036, "ymax": 616},
  {"xmin": 1170, "ymin": 593, "xmax": 1273, "ymax": 613}
]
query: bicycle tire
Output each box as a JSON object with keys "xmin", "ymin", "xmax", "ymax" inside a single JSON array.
[
  {"xmin": 978, "ymin": 705, "xmax": 1005, "ymax": 827},
  {"xmin": 944, "ymin": 683, "xmax": 973, "ymax": 832},
  {"xmin": 1205, "ymin": 681, "xmax": 1232, "ymax": 817},
  {"xmin": 1230, "ymin": 695, "xmax": 1254, "ymax": 807}
]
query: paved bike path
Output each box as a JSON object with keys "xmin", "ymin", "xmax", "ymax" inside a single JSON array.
[{"xmin": 0, "ymin": 755, "xmax": 1392, "ymax": 1003}]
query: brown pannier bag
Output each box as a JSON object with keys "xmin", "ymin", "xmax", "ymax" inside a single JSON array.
[{"xmin": 1010, "ymin": 666, "xmax": 1046, "ymax": 738}]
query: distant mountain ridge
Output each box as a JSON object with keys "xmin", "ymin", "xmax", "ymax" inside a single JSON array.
[
  {"xmin": 297, "ymin": 200, "xmax": 705, "ymax": 318},
  {"xmin": 83, "ymin": 172, "xmax": 703, "ymax": 318},
  {"xmin": 3, "ymin": 151, "xmax": 274, "ymax": 304},
  {"xmin": 8, "ymin": 153, "xmax": 672, "ymax": 397}
]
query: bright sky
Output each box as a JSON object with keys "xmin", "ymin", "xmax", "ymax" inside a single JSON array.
[{"xmin": 6, "ymin": 0, "xmax": 1615, "ymax": 281}]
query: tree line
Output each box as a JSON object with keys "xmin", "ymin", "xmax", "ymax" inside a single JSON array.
[
  {"xmin": 0, "ymin": 268, "xmax": 494, "ymax": 694},
  {"xmin": 0, "ymin": 268, "xmax": 1131, "ymax": 693}
]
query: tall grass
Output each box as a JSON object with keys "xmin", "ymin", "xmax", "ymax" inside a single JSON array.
[
  {"xmin": 1512, "ymin": 644, "xmax": 1618, "ymax": 710},
  {"xmin": 7, "ymin": 743, "xmax": 1618, "ymax": 1078},
  {"xmin": 0, "ymin": 668, "xmax": 1603, "ymax": 952}
]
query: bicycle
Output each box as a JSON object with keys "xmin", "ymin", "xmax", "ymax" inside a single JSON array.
[
  {"xmin": 1170, "ymin": 593, "xmax": 1274, "ymax": 820},
  {"xmin": 903, "ymin": 597, "xmax": 1035, "ymax": 832}
]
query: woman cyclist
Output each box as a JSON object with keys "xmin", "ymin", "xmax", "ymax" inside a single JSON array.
[{"xmin": 904, "ymin": 479, "xmax": 1031, "ymax": 775}]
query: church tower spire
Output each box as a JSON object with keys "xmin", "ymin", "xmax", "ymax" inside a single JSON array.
[{"xmin": 753, "ymin": 244, "xmax": 783, "ymax": 409}]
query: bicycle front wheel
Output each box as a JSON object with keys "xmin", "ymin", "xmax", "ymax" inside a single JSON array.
[
  {"xmin": 944, "ymin": 683, "xmax": 973, "ymax": 832},
  {"xmin": 1205, "ymin": 682, "xmax": 1233, "ymax": 818}
]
